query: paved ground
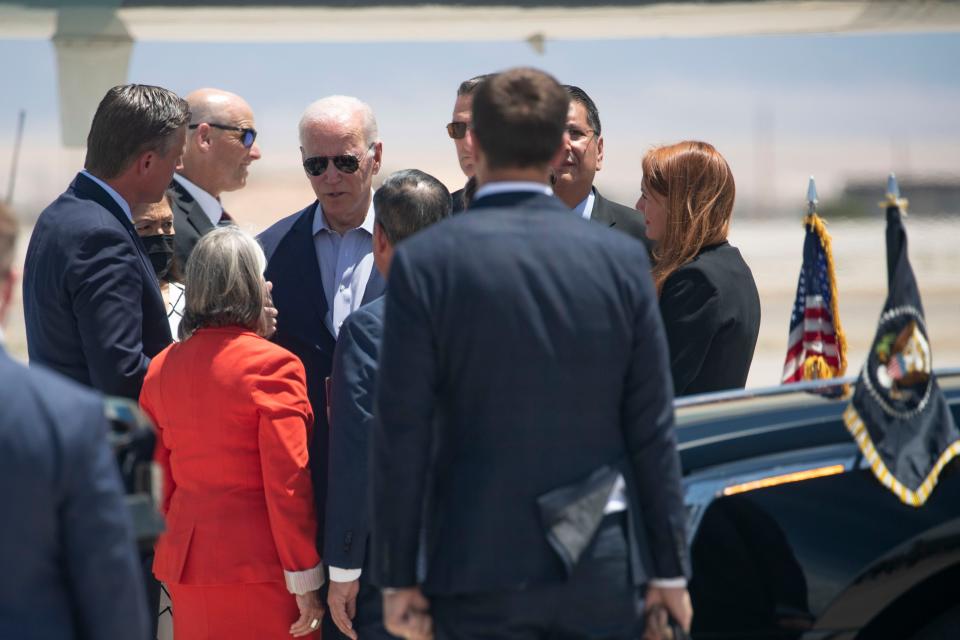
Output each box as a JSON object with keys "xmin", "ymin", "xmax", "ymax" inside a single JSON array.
[{"xmin": 6, "ymin": 216, "xmax": 959, "ymax": 391}]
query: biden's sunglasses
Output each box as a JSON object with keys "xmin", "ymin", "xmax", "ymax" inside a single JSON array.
[
  {"xmin": 189, "ymin": 122, "xmax": 257, "ymax": 148},
  {"xmin": 302, "ymin": 143, "xmax": 376, "ymax": 176}
]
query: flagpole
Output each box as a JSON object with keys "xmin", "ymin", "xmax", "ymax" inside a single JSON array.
[
  {"xmin": 883, "ymin": 172, "xmax": 908, "ymax": 214},
  {"xmin": 806, "ymin": 176, "xmax": 817, "ymax": 216}
]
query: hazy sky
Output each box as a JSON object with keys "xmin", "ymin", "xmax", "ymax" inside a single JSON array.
[{"xmin": 1, "ymin": 31, "xmax": 958, "ymax": 213}]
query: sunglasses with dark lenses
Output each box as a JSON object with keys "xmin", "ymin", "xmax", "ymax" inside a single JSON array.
[
  {"xmin": 189, "ymin": 122, "xmax": 258, "ymax": 148},
  {"xmin": 302, "ymin": 143, "xmax": 376, "ymax": 176},
  {"xmin": 446, "ymin": 122, "xmax": 468, "ymax": 140}
]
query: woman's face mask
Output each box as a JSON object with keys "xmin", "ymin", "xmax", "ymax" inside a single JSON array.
[{"xmin": 141, "ymin": 234, "xmax": 176, "ymax": 281}]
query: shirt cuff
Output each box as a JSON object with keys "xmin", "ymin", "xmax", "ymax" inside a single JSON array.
[
  {"xmin": 649, "ymin": 577, "xmax": 688, "ymax": 589},
  {"xmin": 329, "ymin": 566, "xmax": 363, "ymax": 583},
  {"xmin": 284, "ymin": 564, "xmax": 324, "ymax": 595}
]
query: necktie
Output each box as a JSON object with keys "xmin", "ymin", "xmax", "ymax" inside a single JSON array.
[{"xmin": 218, "ymin": 209, "xmax": 235, "ymax": 227}]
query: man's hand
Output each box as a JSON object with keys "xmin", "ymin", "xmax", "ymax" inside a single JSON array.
[
  {"xmin": 328, "ymin": 579, "xmax": 360, "ymax": 640},
  {"xmin": 260, "ymin": 280, "xmax": 279, "ymax": 338},
  {"xmin": 383, "ymin": 587, "xmax": 432, "ymax": 640},
  {"xmin": 645, "ymin": 585, "xmax": 692, "ymax": 633}
]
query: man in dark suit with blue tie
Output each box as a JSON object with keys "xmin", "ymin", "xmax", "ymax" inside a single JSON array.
[
  {"xmin": 324, "ymin": 169, "xmax": 452, "ymax": 640},
  {"xmin": 0, "ymin": 204, "xmax": 150, "ymax": 639},
  {"xmin": 23, "ymin": 84, "xmax": 189, "ymax": 400},
  {"xmin": 371, "ymin": 68, "xmax": 692, "ymax": 640}
]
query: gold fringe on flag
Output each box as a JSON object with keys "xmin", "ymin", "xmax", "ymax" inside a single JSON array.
[
  {"xmin": 844, "ymin": 404, "xmax": 960, "ymax": 507},
  {"xmin": 801, "ymin": 213, "xmax": 849, "ymax": 385}
]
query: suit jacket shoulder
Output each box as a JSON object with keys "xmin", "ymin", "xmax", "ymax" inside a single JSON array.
[
  {"xmin": 0, "ymin": 351, "xmax": 149, "ymax": 639},
  {"xmin": 23, "ymin": 173, "xmax": 171, "ymax": 398},
  {"xmin": 659, "ymin": 242, "xmax": 761, "ymax": 395},
  {"xmin": 590, "ymin": 189, "xmax": 651, "ymax": 250},
  {"xmin": 259, "ymin": 203, "xmax": 316, "ymax": 260},
  {"xmin": 167, "ymin": 178, "xmax": 214, "ymax": 266}
]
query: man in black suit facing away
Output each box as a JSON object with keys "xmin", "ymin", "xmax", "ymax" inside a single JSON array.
[
  {"xmin": 167, "ymin": 88, "xmax": 262, "ymax": 266},
  {"xmin": 324, "ymin": 170, "xmax": 451, "ymax": 639},
  {"xmin": 554, "ymin": 85, "xmax": 651, "ymax": 248},
  {"xmin": 371, "ymin": 68, "xmax": 692, "ymax": 640}
]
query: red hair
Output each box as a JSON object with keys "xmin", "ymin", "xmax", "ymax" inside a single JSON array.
[{"xmin": 642, "ymin": 141, "xmax": 735, "ymax": 295}]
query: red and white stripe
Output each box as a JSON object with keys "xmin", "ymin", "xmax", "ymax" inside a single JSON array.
[{"xmin": 782, "ymin": 295, "xmax": 841, "ymax": 382}]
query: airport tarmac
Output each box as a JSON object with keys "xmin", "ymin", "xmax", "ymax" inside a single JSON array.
[{"xmin": 4, "ymin": 213, "xmax": 959, "ymax": 391}]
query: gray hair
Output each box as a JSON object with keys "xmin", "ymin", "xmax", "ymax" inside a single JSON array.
[
  {"xmin": 84, "ymin": 84, "xmax": 190, "ymax": 179},
  {"xmin": 298, "ymin": 95, "xmax": 378, "ymax": 147},
  {"xmin": 178, "ymin": 227, "xmax": 266, "ymax": 340},
  {"xmin": 373, "ymin": 169, "xmax": 451, "ymax": 245}
]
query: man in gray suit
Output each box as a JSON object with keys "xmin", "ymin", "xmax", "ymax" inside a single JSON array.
[{"xmin": 168, "ymin": 88, "xmax": 262, "ymax": 265}]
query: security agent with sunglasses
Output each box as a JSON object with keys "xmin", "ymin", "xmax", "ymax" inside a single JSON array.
[
  {"xmin": 371, "ymin": 68, "xmax": 691, "ymax": 640},
  {"xmin": 446, "ymin": 74, "xmax": 491, "ymax": 212},
  {"xmin": 554, "ymin": 85, "xmax": 651, "ymax": 249},
  {"xmin": 259, "ymin": 94, "xmax": 386, "ymax": 639},
  {"xmin": 167, "ymin": 88, "xmax": 261, "ymax": 266}
]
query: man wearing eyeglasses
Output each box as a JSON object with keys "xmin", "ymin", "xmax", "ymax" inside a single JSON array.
[
  {"xmin": 259, "ymin": 95, "xmax": 387, "ymax": 640},
  {"xmin": 446, "ymin": 74, "xmax": 491, "ymax": 212},
  {"xmin": 167, "ymin": 88, "xmax": 262, "ymax": 266},
  {"xmin": 554, "ymin": 85, "xmax": 650, "ymax": 249}
]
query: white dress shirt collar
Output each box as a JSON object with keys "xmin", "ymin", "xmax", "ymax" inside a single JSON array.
[
  {"xmin": 572, "ymin": 189, "xmax": 597, "ymax": 221},
  {"xmin": 474, "ymin": 181, "xmax": 553, "ymax": 201},
  {"xmin": 312, "ymin": 192, "xmax": 376, "ymax": 237},
  {"xmin": 173, "ymin": 173, "xmax": 223, "ymax": 227},
  {"xmin": 80, "ymin": 170, "xmax": 132, "ymax": 223}
]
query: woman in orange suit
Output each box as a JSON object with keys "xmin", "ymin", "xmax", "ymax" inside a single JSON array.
[{"xmin": 140, "ymin": 227, "xmax": 324, "ymax": 639}]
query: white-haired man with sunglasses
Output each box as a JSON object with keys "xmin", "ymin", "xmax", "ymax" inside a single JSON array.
[
  {"xmin": 259, "ymin": 94, "xmax": 386, "ymax": 640},
  {"xmin": 168, "ymin": 88, "xmax": 262, "ymax": 266}
]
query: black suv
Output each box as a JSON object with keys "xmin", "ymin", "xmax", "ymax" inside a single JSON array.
[{"xmin": 679, "ymin": 369, "xmax": 960, "ymax": 639}]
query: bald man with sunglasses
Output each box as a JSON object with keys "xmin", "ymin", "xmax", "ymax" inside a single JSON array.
[
  {"xmin": 167, "ymin": 88, "xmax": 262, "ymax": 266},
  {"xmin": 259, "ymin": 95, "xmax": 387, "ymax": 640}
]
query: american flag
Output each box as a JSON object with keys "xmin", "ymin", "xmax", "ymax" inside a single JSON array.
[{"xmin": 782, "ymin": 214, "xmax": 847, "ymax": 384}]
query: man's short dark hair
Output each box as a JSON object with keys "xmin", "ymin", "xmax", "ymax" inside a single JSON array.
[
  {"xmin": 374, "ymin": 169, "xmax": 452, "ymax": 245},
  {"xmin": 564, "ymin": 85, "xmax": 602, "ymax": 136},
  {"xmin": 472, "ymin": 68, "xmax": 569, "ymax": 170},
  {"xmin": 457, "ymin": 74, "xmax": 493, "ymax": 98},
  {"xmin": 84, "ymin": 84, "xmax": 190, "ymax": 179},
  {"xmin": 0, "ymin": 203, "xmax": 17, "ymax": 277}
]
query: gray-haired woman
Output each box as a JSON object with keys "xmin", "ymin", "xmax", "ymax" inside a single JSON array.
[{"xmin": 140, "ymin": 227, "xmax": 325, "ymax": 639}]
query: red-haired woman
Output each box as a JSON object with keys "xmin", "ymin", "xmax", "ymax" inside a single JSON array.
[{"xmin": 637, "ymin": 141, "xmax": 761, "ymax": 396}]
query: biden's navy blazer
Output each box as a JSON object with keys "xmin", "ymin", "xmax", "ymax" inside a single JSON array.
[
  {"xmin": 22, "ymin": 172, "xmax": 171, "ymax": 399},
  {"xmin": 0, "ymin": 347, "xmax": 149, "ymax": 640},
  {"xmin": 259, "ymin": 202, "xmax": 384, "ymax": 549}
]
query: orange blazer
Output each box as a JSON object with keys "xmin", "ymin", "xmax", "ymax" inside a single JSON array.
[{"xmin": 140, "ymin": 326, "xmax": 319, "ymax": 586}]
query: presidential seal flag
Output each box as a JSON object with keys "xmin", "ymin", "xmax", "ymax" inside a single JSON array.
[
  {"xmin": 782, "ymin": 177, "xmax": 848, "ymax": 387},
  {"xmin": 843, "ymin": 176, "xmax": 960, "ymax": 507}
]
